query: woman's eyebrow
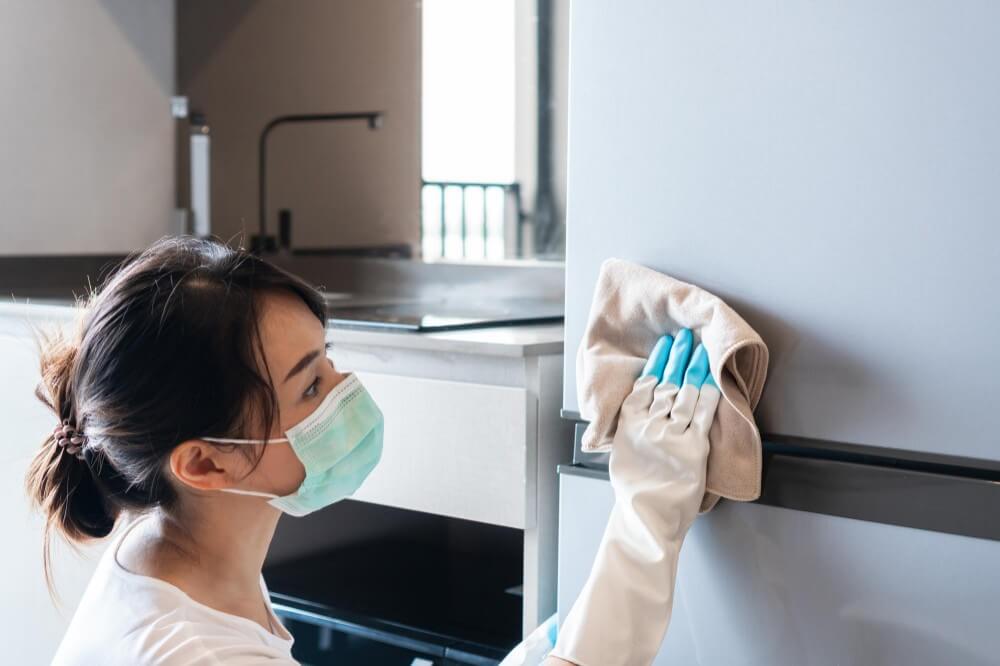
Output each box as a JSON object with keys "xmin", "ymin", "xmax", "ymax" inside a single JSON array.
[{"xmin": 283, "ymin": 349, "xmax": 321, "ymax": 384}]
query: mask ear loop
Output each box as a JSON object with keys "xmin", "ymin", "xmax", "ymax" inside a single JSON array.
[
  {"xmin": 200, "ymin": 437, "xmax": 289, "ymax": 499},
  {"xmin": 201, "ymin": 437, "xmax": 290, "ymax": 444},
  {"xmin": 218, "ymin": 487, "xmax": 281, "ymax": 500}
]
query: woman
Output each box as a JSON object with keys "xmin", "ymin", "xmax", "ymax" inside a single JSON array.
[{"xmin": 28, "ymin": 236, "xmax": 718, "ymax": 665}]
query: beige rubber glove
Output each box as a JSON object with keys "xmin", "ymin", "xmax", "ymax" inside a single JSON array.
[{"xmin": 550, "ymin": 328, "xmax": 721, "ymax": 666}]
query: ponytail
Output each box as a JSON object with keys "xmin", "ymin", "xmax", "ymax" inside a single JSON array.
[{"xmin": 25, "ymin": 326, "xmax": 117, "ymax": 596}]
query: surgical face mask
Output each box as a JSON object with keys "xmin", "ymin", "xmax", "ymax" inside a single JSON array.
[{"xmin": 203, "ymin": 373, "xmax": 383, "ymax": 517}]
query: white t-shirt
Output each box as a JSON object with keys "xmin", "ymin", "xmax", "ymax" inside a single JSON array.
[{"xmin": 52, "ymin": 516, "xmax": 297, "ymax": 665}]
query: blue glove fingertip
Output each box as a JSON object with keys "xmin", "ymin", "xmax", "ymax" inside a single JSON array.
[
  {"xmin": 641, "ymin": 335, "xmax": 673, "ymax": 379},
  {"xmin": 683, "ymin": 343, "xmax": 711, "ymax": 387},
  {"xmin": 663, "ymin": 328, "xmax": 694, "ymax": 386}
]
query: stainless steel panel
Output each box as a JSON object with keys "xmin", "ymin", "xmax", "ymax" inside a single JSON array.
[
  {"xmin": 562, "ymin": 0, "xmax": 1000, "ymax": 463},
  {"xmin": 557, "ymin": 472, "xmax": 1000, "ymax": 665}
]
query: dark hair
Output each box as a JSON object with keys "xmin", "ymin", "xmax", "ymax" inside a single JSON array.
[{"xmin": 25, "ymin": 236, "xmax": 325, "ymax": 587}]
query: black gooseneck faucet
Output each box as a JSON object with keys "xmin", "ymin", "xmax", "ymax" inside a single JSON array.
[{"xmin": 256, "ymin": 112, "xmax": 383, "ymax": 253}]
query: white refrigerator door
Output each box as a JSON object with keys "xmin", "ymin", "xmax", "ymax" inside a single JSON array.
[
  {"xmin": 562, "ymin": 0, "xmax": 1000, "ymax": 463},
  {"xmin": 557, "ymin": 472, "xmax": 1000, "ymax": 665}
]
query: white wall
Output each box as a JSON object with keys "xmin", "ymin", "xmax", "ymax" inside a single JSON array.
[{"xmin": 0, "ymin": 0, "xmax": 175, "ymax": 255}]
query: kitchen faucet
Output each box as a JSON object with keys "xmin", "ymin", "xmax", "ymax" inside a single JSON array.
[{"xmin": 255, "ymin": 111, "xmax": 383, "ymax": 253}]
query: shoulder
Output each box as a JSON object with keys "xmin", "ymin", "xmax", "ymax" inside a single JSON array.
[
  {"xmin": 56, "ymin": 551, "xmax": 298, "ymax": 666},
  {"xmin": 126, "ymin": 617, "xmax": 300, "ymax": 665},
  {"xmin": 55, "ymin": 615, "xmax": 298, "ymax": 666}
]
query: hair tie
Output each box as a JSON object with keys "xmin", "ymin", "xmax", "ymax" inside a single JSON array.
[{"xmin": 53, "ymin": 420, "xmax": 87, "ymax": 460}]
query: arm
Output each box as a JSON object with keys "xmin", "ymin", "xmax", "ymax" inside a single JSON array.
[{"xmin": 548, "ymin": 329, "xmax": 720, "ymax": 666}]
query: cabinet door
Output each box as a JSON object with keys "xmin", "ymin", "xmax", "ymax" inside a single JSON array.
[
  {"xmin": 557, "ymin": 472, "xmax": 1000, "ymax": 665},
  {"xmin": 351, "ymin": 371, "xmax": 536, "ymax": 528}
]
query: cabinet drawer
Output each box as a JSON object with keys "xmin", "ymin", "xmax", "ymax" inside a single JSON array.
[{"xmin": 351, "ymin": 372, "xmax": 536, "ymax": 528}]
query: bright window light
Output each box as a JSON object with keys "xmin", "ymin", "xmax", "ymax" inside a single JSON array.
[{"xmin": 421, "ymin": 0, "xmax": 516, "ymax": 183}]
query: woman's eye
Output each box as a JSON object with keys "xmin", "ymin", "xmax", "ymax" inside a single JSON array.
[{"xmin": 304, "ymin": 377, "xmax": 321, "ymax": 399}]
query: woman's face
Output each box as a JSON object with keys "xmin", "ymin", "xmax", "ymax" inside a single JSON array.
[{"xmin": 237, "ymin": 289, "xmax": 346, "ymax": 496}]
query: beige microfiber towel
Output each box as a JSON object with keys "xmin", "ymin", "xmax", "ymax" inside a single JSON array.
[{"xmin": 577, "ymin": 258, "xmax": 769, "ymax": 512}]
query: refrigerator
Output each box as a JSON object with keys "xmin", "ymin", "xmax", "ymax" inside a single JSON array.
[{"xmin": 555, "ymin": 1, "xmax": 1000, "ymax": 664}]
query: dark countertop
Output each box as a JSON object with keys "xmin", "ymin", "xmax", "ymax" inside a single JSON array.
[
  {"xmin": 0, "ymin": 253, "xmax": 127, "ymax": 302},
  {"xmin": 0, "ymin": 254, "xmax": 567, "ymax": 357},
  {"xmin": 0, "ymin": 253, "xmax": 566, "ymax": 305}
]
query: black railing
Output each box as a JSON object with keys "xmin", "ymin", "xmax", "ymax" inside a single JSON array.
[{"xmin": 421, "ymin": 180, "xmax": 524, "ymax": 260}]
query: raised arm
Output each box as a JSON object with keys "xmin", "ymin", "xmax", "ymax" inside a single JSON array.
[{"xmin": 548, "ymin": 329, "xmax": 720, "ymax": 665}]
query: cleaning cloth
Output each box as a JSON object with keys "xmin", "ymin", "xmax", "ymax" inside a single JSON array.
[{"xmin": 577, "ymin": 258, "xmax": 769, "ymax": 511}]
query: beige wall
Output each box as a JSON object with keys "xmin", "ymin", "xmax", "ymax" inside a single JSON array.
[
  {"xmin": 0, "ymin": 0, "xmax": 175, "ymax": 255},
  {"xmin": 177, "ymin": 0, "xmax": 421, "ymax": 252}
]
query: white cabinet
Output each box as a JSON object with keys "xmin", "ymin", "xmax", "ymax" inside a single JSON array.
[
  {"xmin": 353, "ymin": 373, "xmax": 535, "ymax": 529},
  {"xmin": 327, "ymin": 324, "xmax": 572, "ymax": 636}
]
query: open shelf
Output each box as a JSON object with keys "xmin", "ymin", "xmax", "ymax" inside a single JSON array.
[{"xmin": 263, "ymin": 501, "xmax": 523, "ymax": 664}]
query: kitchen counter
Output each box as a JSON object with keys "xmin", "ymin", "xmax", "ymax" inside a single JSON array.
[
  {"xmin": 0, "ymin": 253, "xmax": 565, "ymax": 304},
  {"xmin": 0, "ymin": 300, "xmax": 563, "ymax": 358},
  {"xmin": 326, "ymin": 322, "xmax": 563, "ymax": 357},
  {"xmin": 0, "ymin": 253, "xmax": 566, "ymax": 358},
  {"xmin": 0, "ymin": 300, "xmax": 84, "ymax": 336}
]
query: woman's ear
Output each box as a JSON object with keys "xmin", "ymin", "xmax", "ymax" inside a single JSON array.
[{"xmin": 169, "ymin": 441, "xmax": 236, "ymax": 492}]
